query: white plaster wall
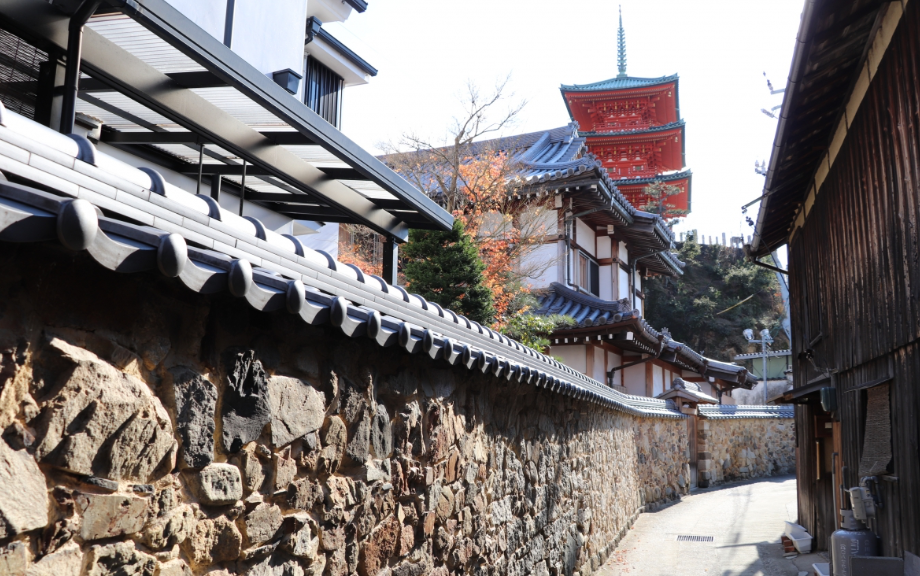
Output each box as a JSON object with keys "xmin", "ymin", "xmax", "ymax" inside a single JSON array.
[
  {"xmin": 164, "ymin": 0, "xmax": 227, "ymax": 41},
  {"xmin": 599, "ymin": 265, "xmax": 613, "ymax": 300},
  {"xmin": 617, "ymin": 268, "xmax": 629, "ymax": 301},
  {"xmin": 297, "ymin": 222, "xmax": 339, "ymax": 258},
  {"xmin": 653, "ymin": 364, "xmax": 664, "ymax": 396},
  {"xmin": 623, "ymin": 361, "xmax": 646, "ymax": 396},
  {"xmin": 575, "ymin": 219, "xmax": 596, "ymax": 257},
  {"xmin": 592, "ymin": 346, "xmax": 606, "ymax": 383},
  {"xmin": 698, "ymin": 381, "xmax": 714, "ymax": 399},
  {"xmin": 231, "ymin": 0, "xmax": 309, "ymax": 98},
  {"xmin": 618, "ymin": 241, "xmax": 629, "ymax": 264},
  {"xmin": 596, "ymin": 235, "xmax": 611, "ymax": 259},
  {"xmin": 551, "ymin": 345, "xmax": 587, "ymax": 374},
  {"xmin": 635, "ymin": 273, "xmax": 643, "ymax": 315},
  {"xmin": 607, "ymin": 351, "xmax": 622, "ymax": 387},
  {"xmin": 523, "ymin": 243, "xmax": 560, "ymax": 289}
]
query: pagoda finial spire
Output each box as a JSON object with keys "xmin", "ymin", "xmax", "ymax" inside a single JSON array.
[{"xmin": 617, "ymin": 5, "xmax": 627, "ymax": 78}]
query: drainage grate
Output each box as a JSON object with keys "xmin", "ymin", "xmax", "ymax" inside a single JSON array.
[{"xmin": 676, "ymin": 535, "xmax": 714, "ymax": 543}]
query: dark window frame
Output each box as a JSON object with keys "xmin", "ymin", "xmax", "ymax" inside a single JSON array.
[
  {"xmin": 574, "ymin": 249, "xmax": 600, "ymax": 297},
  {"xmin": 303, "ymin": 55, "xmax": 343, "ymax": 129}
]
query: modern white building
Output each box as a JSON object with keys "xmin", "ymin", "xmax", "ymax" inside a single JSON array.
[{"xmin": 11, "ymin": 0, "xmax": 413, "ymax": 273}]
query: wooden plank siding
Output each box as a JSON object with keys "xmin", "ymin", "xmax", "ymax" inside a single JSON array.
[{"xmin": 788, "ymin": 0, "xmax": 920, "ymax": 558}]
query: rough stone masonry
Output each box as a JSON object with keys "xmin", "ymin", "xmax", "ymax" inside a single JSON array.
[{"xmin": 0, "ymin": 242, "xmax": 781, "ymax": 576}]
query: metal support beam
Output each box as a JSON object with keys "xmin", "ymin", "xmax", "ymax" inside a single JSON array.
[
  {"xmin": 106, "ymin": 0, "xmax": 450, "ymax": 233},
  {"xmin": 238, "ymin": 160, "xmax": 246, "ymax": 216},
  {"xmin": 79, "ymin": 70, "xmax": 226, "ymax": 92},
  {"xmin": 243, "ymin": 192, "xmax": 321, "ymax": 204},
  {"xmin": 60, "ymin": 0, "xmax": 102, "ymax": 134},
  {"xmin": 382, "ymin": 237, "xmax": 398, "ymax": 285},
  {"xmin": 99, "ymin": 128, "xmax": 315, "ymax": 146},
  {"xmin": 210, "ymin": 175, "xmax": 221, "ymax": 201}
]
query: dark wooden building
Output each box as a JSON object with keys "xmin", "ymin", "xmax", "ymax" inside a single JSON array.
[{"xmin": 751, "ymin": 0, "xmax": 920, "ymax": 567}]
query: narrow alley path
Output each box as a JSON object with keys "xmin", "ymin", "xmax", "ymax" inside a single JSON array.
[{"xmin": 597, "ymin": 476, "xmax": 820, "ymax": 576}]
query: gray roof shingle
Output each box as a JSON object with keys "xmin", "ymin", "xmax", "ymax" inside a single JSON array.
[{"xmin": 698, "ymin": 405, "xmax": 794, "ymax": 420}]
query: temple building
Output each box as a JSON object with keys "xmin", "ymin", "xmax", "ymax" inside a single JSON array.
[{"xmin": 559, "ymin": 8, "xmax": 691, "ymax": 217}]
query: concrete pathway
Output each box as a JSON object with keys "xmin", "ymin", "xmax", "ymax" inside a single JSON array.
[{"xmin": 596, "ymin": 475, "xmax": 827, "ymax": 576}]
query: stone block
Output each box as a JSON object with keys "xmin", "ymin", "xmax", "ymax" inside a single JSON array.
[
  {"xmin": 0, "ymin": 542, "xmax": 29, "ymax": 576},
  {"xmin": 244, "ymin": 503, "xmax": 283, "ymax": 545},
  {"xmin": 169, "ymin": 367, "xmax": 216, "ymax": 469},
  {"xmin": 370, "ymin": 404, "xmax": 393, "ymax": 459},
  {"xmin": 85, "ymin": 541, "xmax": 157, "ymax": 576},
  {"xmin": 25, "ymin": 542, "xmax": 82, "ymax": 576},
  {"xmin": 77, "ymin": 493, "xmax": 149, "ymax": 541},
  {"xmin": 141, "ymin": 503, "xmax": 195, "ymax": 550},
  {"xmin": 187, "ymin": 463, "xmax": 243, "ymax": 505},
  {"xmin": 33, "ymin": 338, "xmax": 176, "ymax": 482},
  {"xmin": 268, "ymin": 376, "xmax": 325, "ymax": 448},
  {"xmin": 0, "ymin": 437, "xmax": 48, "ymax": 538},
  {"xmin": 220, "ymin": 350, "xmax": 271, "ymax": 454},
  {"xmin": 183, "ymin": 516, "xmax": 242, "ymax": 567}
]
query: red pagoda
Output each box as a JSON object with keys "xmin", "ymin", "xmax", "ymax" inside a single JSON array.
[{"xmin": 560, "ymin": 8, "xmax": 691, "ymax": 216}]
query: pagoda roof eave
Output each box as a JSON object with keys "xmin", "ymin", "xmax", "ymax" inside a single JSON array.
[
  {"xmin": 611, "ymin": 169, "xmax": 692, "ymax": 186},
  {"xmin": 560, "ymin": 73, "xmax": 679, "ymax": 93},
  {"xmin": 579, "ymin": 119, "xmax": 685, "ymax": 139},
  {"xmin": 613, "ymin": 170, "xmax": 693, "ymax": 214},
  {"xmin": 560, "ymin": 75, "xmax": 681, "ymax": 124}
]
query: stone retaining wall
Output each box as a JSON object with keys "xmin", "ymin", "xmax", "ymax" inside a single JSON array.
[
  {"xmin": 701, "ymin": 418, "xmax": 795, "ymax": 484},
  {"xmin": 0, "ymin": 244, "xmax": 692, "ymax": 576}
]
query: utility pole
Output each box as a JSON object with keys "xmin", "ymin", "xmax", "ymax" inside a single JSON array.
[{"xmin": 744, "ymin": 328, "xmax": 774, "ymax": 404}]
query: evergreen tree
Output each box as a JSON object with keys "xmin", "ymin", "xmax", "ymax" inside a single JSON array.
[
  {"xmin": 639, "ymin": 181, "xmax": 689, "ymax": 223},
  {"xmin": 644, "ymin": 236, "xmax": 788, "ymax": 360},
  {"xmin": 402, "ymin": 219, "xmax": 495, "ymax": 324}
]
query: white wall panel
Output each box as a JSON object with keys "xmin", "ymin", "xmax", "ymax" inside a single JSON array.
[
  {"xmin": 165, "ymin": 0, "xmax": 228, "ymax": 41},
  {"xmin": 653, "ymin": 364, "xmax": 664, "ymax": 396},
  {"xmin": 623, "ymin": 362, "xmax": 646, "ymax": 396},
  {"xmin": 297, "ymin": 222, "xmax": 339, "ymax": 258},
  {"xmin": 592, "ymin": 346, "xmax": 605, "ymax": 383},
  {"xmin": 599, "ymin": 265, "xmax": 613, "ymax": 300},
  {"xmin": 551, "ymin": 345, "xmax": 587, "ymax": 374},
  {"xmin": 575, "ymin": 219, "xmax": 596, "ymax": 257},
  {"xmin": 523, "ymin": 243, "xmax": 560, "ymax": 289},
  {"xmin": 597, "ymin": 235, "xmax": 611, "ymax": 259},
  {"xmin": 231, "ymin": 0, "xmax": 309, "ymax": 98},
  {"xmin": 607, "ymin": 352, "xmax": 622, "ymax": 387}
]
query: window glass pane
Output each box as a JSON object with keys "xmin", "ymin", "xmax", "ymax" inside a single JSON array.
[{"xmin": 304, "ymin": 57, "xmax": 343, "ymax": 128}]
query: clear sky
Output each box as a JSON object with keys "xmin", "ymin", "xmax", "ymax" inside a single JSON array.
[{"xmin": 334, "ymin": 0, "xmax": 804, "ymax": 240}]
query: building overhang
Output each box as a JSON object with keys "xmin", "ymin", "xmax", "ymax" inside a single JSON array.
[
  {"xmin": 3, "ymin": 0, "xmax": 450, "ymax": 241},
  {"xmin": 751, "ymin": 0, "xmax": 896, "ymax": 257},
  {"xmin": 305, "ymin": 16, "xmax": 377, "ymax": 86}
]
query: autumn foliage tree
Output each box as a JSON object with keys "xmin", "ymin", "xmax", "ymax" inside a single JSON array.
[{"xmin": 382, "ymin": 78, "xmax": 559, "ymax": 326}]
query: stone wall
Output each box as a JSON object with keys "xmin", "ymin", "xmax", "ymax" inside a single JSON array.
[
  {"xmin": 702, "ymin": 418, "xmax": 795, "ymax": 484},
  {"xmin": 0, "ymin": 244, "xmax": 691, "ymax": 576}
]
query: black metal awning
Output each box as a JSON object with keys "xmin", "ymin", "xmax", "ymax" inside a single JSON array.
[
  {"xmin": 0, "ymin": 0, "xmax": 452, "ymax": 241},
  {"xmin": 779, "ymin": 375, "xmax": 831, "ymax": 405}
]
